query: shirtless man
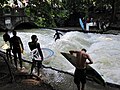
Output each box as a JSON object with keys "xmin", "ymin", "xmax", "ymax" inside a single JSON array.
[
  {"xmin": 28, "ymin": 35, "xmax": 43, "ymax": 76},
  {"xmin": 10, "ymin": 30, "xmax": 24, "ymax": 70},
  {"xmin": 69, "ymin": 48, "xmax": 93, "ymax": 90}
]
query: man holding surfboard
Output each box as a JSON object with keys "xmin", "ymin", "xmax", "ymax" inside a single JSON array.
[
  {"xmin": 28, "ymin": 35, "xmax": 44, "ymax": 76},
  {"xmin": 69, "ymin": 48, "xmax": 93, "ymax": 90}
]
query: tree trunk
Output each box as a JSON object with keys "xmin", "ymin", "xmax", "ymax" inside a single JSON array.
[{"xmin": 111, "ymin": 0, "xmax": 116, "ymax": 22}]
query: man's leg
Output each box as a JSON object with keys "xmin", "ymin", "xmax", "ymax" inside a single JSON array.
[
  {"xmin": 37, "ymin": 62, "xmax": 40, "ymax": 76},
  {"xmin": 74, "ymin": 68, "xmax": 81, "ymax": 90},
  {"xmin": 8, "ymin": 49, "xmax": 12, "ymax": 60},
  {"xmin": 18, "ymin": 51, "xmax": 22, "ymax": 69},
  {"xmin": 81, "ymin": 83, "xmax": 85, "ymax": 90},
  {"xmin": 37, "ymin": 61, "xmax": 42, "ymax": 76},
  {"xmin": 7, "ymin": 49, "xmax": 12, "ymax": 63},
  {"xmin": 30, "ymin": 60, "xmax": 36, "ymax": 74},
  {"xmin": 81, "ymin": 69, "xmax": 86, "ymax": 90},
  {"xmin": 13, "ymin": 52, "xmax": 17, "ymax": 69},
  {"xmin": 74, "ymin": 75, "xmax": 80, "ymax": 90},
  {"xmin": 76, "ymin": 84, "xmax": 80, "ymax": 90},
  {"xmin": 6, "ymin": 50, "xmax": 9, "ymax": 61},
  {"xmin": 55, "ymin": 38, "xmax": 57, "ymax": 41}
]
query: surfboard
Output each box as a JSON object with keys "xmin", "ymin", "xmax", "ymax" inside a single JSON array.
[
  {"xmin": 22, "ymin": 48, "xmax": 54, "ymax": 61},
  {"xmin": 1, "ymin": 41, "xmax": 10, "ymax": 50},
  {"xmin": 79, "ymin": 18, "xmax": 85, "ymax": 30},
  {"xmin": 61, "ymin": 52, "xmax": 106, "ymax": 86}
]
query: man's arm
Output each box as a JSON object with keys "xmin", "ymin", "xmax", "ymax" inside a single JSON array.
[
  {"xmin": 86, "ymin": 54, "xmax": 93, "ymax": 64},
  {"xmin": 53, "ymin": 33, "xmax": 57, "ymax": 38},
  {"xmin": 60, "ymin": 32, "xmax": 63, "ymax": 36},
  {"xmin": 69, "ymin": 50, "xmax": 78, "ymax": 55},
  {"xmin": 19, "ymin": 37, "xmax": 24, "ymax": 50},
  {"xmin": 37, "ymin": 43, "xmax": 44, "ymax": 60},
  {"xmin": 28, "ymin": 42, "xmax": 32, "ymax": 51}
]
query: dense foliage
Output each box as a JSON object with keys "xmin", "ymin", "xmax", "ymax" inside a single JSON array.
[{"xmin": 0, "ymin": 0, "xmax": 120, "ymax": 27}]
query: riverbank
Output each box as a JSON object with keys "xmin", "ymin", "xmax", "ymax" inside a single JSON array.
[{"xmin": 52, "ymin": 27, "xmax": 120, "ymax": 35}]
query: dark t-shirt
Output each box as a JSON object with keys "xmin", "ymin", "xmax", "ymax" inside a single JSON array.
[{"xmin": 10, "ymin": 36, "xmax": 23, "ymax": 52}]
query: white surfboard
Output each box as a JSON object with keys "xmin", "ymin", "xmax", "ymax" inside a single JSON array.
[{"xmin": 22, "ymin": 48, "xmax": 54, "ymax": 62}]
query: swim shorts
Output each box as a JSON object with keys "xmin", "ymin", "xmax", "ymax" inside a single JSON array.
[{"xmin": 74, "ymin": 68, "xmax": 86, "ymax": 84}]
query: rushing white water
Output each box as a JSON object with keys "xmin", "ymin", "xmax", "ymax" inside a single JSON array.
[{"xmin": 0, "ymin": 29, "xmax": 120, "ymax": 85}]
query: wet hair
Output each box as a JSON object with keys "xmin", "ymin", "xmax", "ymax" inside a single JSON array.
[
  {"xmin": 31, "ymin": 35, "xmax": 37, "ymax": 41},
  {"xmin": 81, "ymin": 48, "xmax": 87, "ymax": 52}
]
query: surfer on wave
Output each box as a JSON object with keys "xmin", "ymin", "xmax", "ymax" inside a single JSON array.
[
  {"xmin": 53, "ymin": 30, "xmax": 63, "ymax": 42},
  {"xmin": 69, "ymin": 48, "xmax": 93, "ymax": 90}
]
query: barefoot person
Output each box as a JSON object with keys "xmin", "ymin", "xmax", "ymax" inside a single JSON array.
[
  {"xmin": 10, "ymin": 30, "xmax": 24, "ymax": 70},
  {"xmin": 28, "ymin": 35, "xmax": 43, "ymax": 76},
  {"xmin": 69, "ymin": 48, "xmax": 93, "ymax": 90},
  {"xmin": 3, "ymin": 29, "xmax": 12, "ymax": 62}
]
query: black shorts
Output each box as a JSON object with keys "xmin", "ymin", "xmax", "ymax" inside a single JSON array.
[
  {"xmin": 32, "ymin": 59, "xmax": 42, "ymax": 68},
  {"xmin": 74, "ymin": 68, "xmax": 86, "ymax": 84}
]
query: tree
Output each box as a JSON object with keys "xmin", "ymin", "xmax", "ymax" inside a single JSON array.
[
  {"xmin": 0, "ymin": 0, "xmax": 9, "ymax": 7},
  {"xmin": 25, "ymin": 0, "xmax": 120, "ymax": 27}
]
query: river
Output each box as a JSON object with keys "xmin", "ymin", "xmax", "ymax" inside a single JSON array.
[{"xmin": 0, "ymin": 28, "xmax": 120, "ymax": 90}]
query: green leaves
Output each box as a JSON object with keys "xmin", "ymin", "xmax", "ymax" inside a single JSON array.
[
  {"xmin": 0, "ymin": 0, "xmax": 8, "ymax": 7},
  {"xmin": 1, "ymin": 0, "xmax": 119, "ymax": 27}
]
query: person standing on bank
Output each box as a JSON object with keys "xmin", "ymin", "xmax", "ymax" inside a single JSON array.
[
  {"xmin": 3, "ymin": 29, "xmax": 12, "ymax": 62},
  {"xmin": 69, "ymin": 48, "xmax": 93, "ymax": 90},
  {"xmin": 10, "ymin": 30, "xmax": 24, "ymax": 70},
  {"xmin": 28, "ymin": 35, "xmax": 43, "ymax": 76}
]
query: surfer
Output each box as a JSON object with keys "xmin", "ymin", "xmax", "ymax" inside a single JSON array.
[
  {"xmin": 69, "ymin": 48, "xmax": 93, "ymax": 90},
  {"xmin": 28, "ymin": 35, "xmax": 44, "ymax": 76},
  {"xmin": 53, "ymin": 30, "xmax": 63, "ymax": 41},
  {"xmin": 3, "ymin": 29, "xmax": 12, "ymax": 62},
  {"xmin": 10, "ymin": 30, "xmax": 24, "ymax": 70}
]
